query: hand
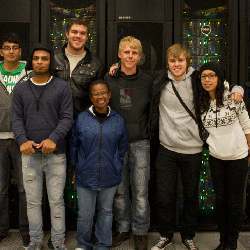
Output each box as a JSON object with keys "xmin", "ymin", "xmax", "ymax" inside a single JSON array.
[
  {"xmin": 230, "ymin": 92, "xmax": 243, "ymax": 103},
  {"xmin": 20, "ymin": 140, "xmax": 37, "ymax": 155},
  {"xmin": 108, "ymin": 62, "xmax": 119, "ymax": 76},
  {"xmin": 36, "ymin": 138, "xmax": 57, "ymax": 154}
]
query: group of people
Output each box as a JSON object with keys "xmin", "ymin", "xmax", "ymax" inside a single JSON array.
[{"xmin": 0, "ymin": 17, "xmax": 249, "ymax": 250}]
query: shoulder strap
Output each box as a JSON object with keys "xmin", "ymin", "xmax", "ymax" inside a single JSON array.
[
  {"xmin": 170, "ymin": 80, "xmax": 197, "ymax": 122},
  {"xmin": 170, "ymin": 80, "xmax": 209, "ymax": 143}
]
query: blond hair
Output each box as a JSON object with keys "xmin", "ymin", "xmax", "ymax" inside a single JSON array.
[
  {"xmin": 167, "ymin": 43, "xmax": 191, "ymax": 68},
  {"xmin": 118, "ymin": 36, "xmax": 143, "ymax": 55}
]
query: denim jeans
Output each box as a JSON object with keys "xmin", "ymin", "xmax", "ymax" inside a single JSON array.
[
  {"xmin": 76, "ymin": 185, "xmax": 117, "ymax": 250},
  {"xmin": 210, "ymin": 156, "xmax": 248, "ymax": 249},
  {"xmin": 113, "ymin": 139, "xmax": 150, "ymax": 235},
  {"xmin": 154, "ymin": 145, "xmax": 201, "ymax": 239},
  {"xmin": 0, "ymin": 139, "xmax": 28, "ymax": 236},
  {"xmin": 21, "ymin": 153, "xmax": 66, "ymax": 247}
]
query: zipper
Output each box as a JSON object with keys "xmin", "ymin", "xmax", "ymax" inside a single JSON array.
[
  {"xmin": 0, "ymin": 81, "xmax": 10, "ymax": 95},
  {"xmin": 98, "ymin": 123, "xmax": 103, "ymax": 185}
]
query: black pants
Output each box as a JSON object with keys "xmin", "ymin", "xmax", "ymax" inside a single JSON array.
[
  {"xmin": 154, "ymin": 145, "xmax": 201, "ymax": 239},
  {"xmin": 0, "ymin": 139, "xmax": 29, "ymax": 236},
  {"xmin": 210, "ymin": 156, "xmax": 248, "ymax": 249}
]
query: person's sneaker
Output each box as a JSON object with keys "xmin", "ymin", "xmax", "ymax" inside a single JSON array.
[
  {"xmin": 134, "ymin": 234, "xmax": 148, "ymax": 250},
  {"xmin": 21, "ymin": 233, "xmax": 30, "ymax": 249},
  {"xmin": 214, "ymin": 243, "xmax": 224, "ymax": 250},
  {"xmin": 112, "ymin": 232, "xmax": 130, "ymax": 247},
  {"xmin": 54, "ymin": 245, "xmax": 67, "ymax": 250},
  {"xmin": 47, "ymin": 236, "xmax": 53, "ymax": 249},
  {"xmin": 27, "ymin": 242, "xmax": 43, "ymax": 250},
  {"xmin": 151, "ymin": 237, "xmax": 173, "ymax": 250},
  {"xmin": 0, "ymin": 232, "xmax": 8, "ymax": 242},
  {"xmin": 182, "ymin": 239, "xmax": 198, "ymax": 250}
]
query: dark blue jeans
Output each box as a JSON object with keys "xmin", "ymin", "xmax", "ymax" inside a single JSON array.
[
  {"xmin": 154, "ymin": 145, "xmax": 201, "ymax": 240},
  {"xmin": 0, "ymin": 139, "xmax": 28, "ymax": 236},
  {"xmin": 76, "ymin": 185, "xmax": 117, "ymax": 250},
  {"xmin": 210, "ymin": 156, "xmax": 248, "ymax": 249}
]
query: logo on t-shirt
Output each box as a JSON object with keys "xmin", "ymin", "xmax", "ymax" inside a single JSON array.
[
  {"xmin": 120, "ymin": 88, "xmax": 133, "ymax": 109},
  {"xmin": 0, "ymin": 62, "xmax": 26, "ymax": 94},
  {"xmin": 3, "ymin": 75, "xmax": 19, "ymax": 93}
]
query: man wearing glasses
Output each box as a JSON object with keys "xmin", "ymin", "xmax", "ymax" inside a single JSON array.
[{"xmin": 0, "ymin": 33, "xmax": 30, "ymax": 248}]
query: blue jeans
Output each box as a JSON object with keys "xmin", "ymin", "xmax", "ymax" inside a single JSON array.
[
  {"xmin": 0, "ymin": 139, "xmax": 28, "ymax": 236},
  {"xmin": 21, "ymin": 153, "xmax": 66, "ymax": 247},
  {"xmin": 113, "ymin": 139, "xmax": 150, "ymax": 235},
  {"xmin": 76, "ymin": 185, "xmax": 117, "ymax": 250}
]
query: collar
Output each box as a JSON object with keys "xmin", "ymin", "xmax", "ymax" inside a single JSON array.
[{"xmin": 89, "ymin": 105, "xmax": 111, "ymax": 117}]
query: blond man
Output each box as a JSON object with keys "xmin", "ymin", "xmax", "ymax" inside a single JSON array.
[{"xmin": 105, "ymin": 36, "xmax": 153, "ymax": 250}]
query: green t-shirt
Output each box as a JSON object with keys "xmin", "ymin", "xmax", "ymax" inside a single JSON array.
[{"xmin": 0, "ymin": 62, "xmax": 26, "ymax": 94}]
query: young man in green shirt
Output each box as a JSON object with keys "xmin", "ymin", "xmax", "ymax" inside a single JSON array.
[{"xmin": 0, "ymin": 33, "xmax": 29, "ymax": 248}]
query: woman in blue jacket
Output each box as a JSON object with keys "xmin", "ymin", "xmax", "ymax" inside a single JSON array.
[{"xmin": 71, "ymin": 79, "xmax": 128, "ymax": 250}]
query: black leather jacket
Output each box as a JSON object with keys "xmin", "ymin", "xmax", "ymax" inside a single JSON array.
[{"xmin": 54, "ymin": 45, "xmax": 103, "ymax": 113}]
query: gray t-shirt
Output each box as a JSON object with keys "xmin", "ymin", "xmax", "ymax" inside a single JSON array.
[{"xmin": 65, "ymin": 49, "xmax": 86, "ymax": 76}]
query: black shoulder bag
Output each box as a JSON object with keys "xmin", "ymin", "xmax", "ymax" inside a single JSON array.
[{"xmin": 170, "ymin": 81, "xmax": 209, "ymax": 143}]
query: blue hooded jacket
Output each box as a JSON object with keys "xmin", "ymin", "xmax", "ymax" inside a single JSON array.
[{"xmin": 71, "ymin": 106, "xmax": 128, "ymax": 189}]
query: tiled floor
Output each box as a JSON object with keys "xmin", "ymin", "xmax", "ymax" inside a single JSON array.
[{"xmin": 0, "ymin": 231, "xmax": 250, "ymax": 250}]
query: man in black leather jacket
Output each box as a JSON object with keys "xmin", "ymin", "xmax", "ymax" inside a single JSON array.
[{"xmin": 54, "ymin": 18, "xmax": 103, "ymax": 115}]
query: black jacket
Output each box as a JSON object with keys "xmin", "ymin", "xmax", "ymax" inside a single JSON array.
[
  {"xmin": 105, "ymin": 69, "xmax": 153, "ymax": 142},
  {"xmin": 54, "ymin": 45, "xmax": 103, "ymax": 113}
]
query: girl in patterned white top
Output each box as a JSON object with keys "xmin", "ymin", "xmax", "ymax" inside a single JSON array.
[{"xmin": 199, "ymin": 62, "xmax": 250, "ymax": 250}]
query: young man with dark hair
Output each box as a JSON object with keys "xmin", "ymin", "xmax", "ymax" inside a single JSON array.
[
  {"xmin": 0, "ymin": 32, "xmax": 30, "ymax": 248},
  {"xmin": 54, "ymin": 18, "xmax": 103, "ymax": 115},
  {"xmin": 12, "ymin": 44, "xmax": 73, "ymax": 250}
]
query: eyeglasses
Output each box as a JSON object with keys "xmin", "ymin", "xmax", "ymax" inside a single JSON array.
[
  {"xmin": 201, "ymin": 73, "xmax": 217, "ymax": 80},
  {"xmin": 91, "ymin": 91, "xmax": 109, "ymax": 97},
  {"xmin": 2, "ymin": 46, "xmax": 20, "ymax": 51}
]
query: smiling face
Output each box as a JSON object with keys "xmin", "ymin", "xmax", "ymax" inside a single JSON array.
[
  {"xmin": 66, "ymin": 24, "xmax": 88, "ymax": 52},
  {"xmin": 90, "ymin": 83, "xmax": 111, "ymax": 113},
  {"xmin": 200, "ymin": 69, "xmax": 218, "ymax": 96},
  {"xmin": 0, "ymin": 41, "xmax": 21, "ymax": 63},
  {"xmin": 118, "ymin": 44, "xmax": 141, "ymax": 73},
  {"xmin": 167, "ymin": 53, "xmax": 187, "ymax": 80}
]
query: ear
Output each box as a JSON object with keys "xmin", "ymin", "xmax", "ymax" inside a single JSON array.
[
  {"xmin": 118, "ymin": 51, "xmax": 122, "ymax": 60},
  {"xmin": 0, "ymin": 49, "xmax": 3, "ymax": 57},
  {"xmin": 108, "ymin": 91, "xmax": 111, "ymax": 99},
  {"xmin": 66, "ymin": 31, "xmax": 69, "ymax": 40},
  {"xmin": 19, "ymin": 48, "xmax": 22, "ymax": 58}
]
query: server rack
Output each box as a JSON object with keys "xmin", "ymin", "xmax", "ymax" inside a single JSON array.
[
  {"xmin": 173, "ymin": 0, "xmax": 239, "ymax": 83},
  {"xmin": 40, "ymin": 0, "xmax": 106, "ymax": 66},
  {"xmin": 106, "ymin": 0, "xmax": 173, "ymax": 72},
  {"xmin": 0, "ymin": 0, "xmax": 40, "ymax": 59}
]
